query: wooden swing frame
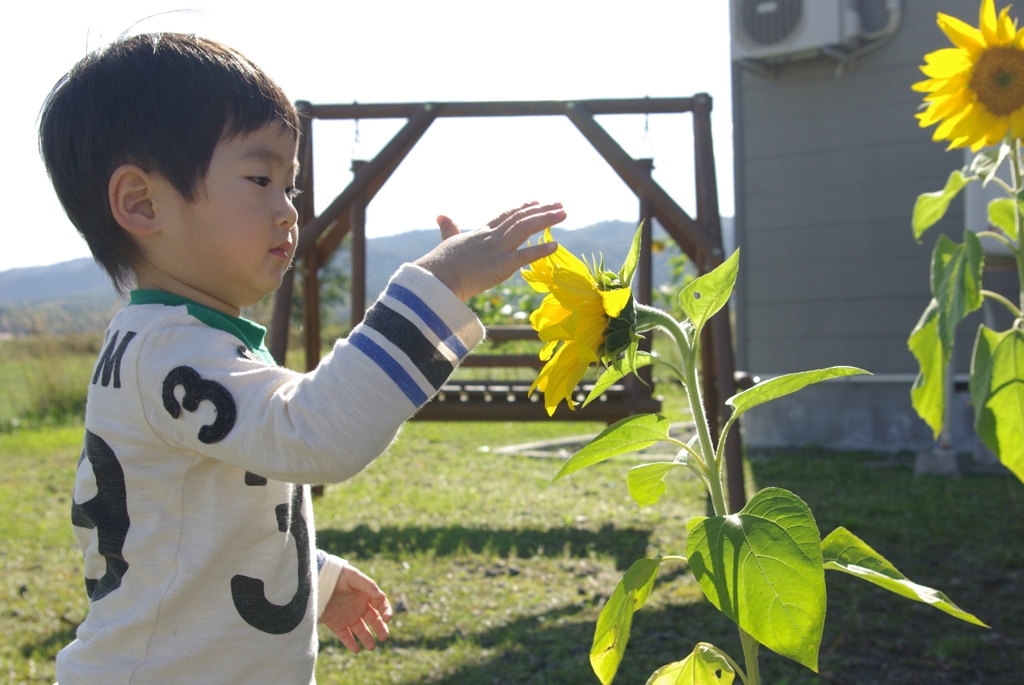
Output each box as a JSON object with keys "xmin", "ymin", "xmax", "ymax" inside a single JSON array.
[{"xmin": 267, "ymin": 94, "xmax": 746, "ymax": 510}]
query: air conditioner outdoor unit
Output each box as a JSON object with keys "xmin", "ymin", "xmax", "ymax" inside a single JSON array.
[{"xmin": 731, "ymin": 0, "xmax": 862, "ymax": 62}]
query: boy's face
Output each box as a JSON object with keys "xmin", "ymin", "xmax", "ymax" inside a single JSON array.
[{"xmin": 140, "ymin": 124, "xmax": 300, "ymax": 315}]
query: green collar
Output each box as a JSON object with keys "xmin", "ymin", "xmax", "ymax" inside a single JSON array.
[{"xmin": 129, "ymin": 290, "xmax": 276, "ymax": 365}]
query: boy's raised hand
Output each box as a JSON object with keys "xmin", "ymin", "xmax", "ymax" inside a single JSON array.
[{"xmin": 414, "ymin": 202, "xmax": 566, "ymax": 302}]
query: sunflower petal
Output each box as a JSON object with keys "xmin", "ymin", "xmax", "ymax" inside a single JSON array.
[
  {"xmin": 600, "ymin": 287, "xmax": 633, "ymax": 318},
  {"xmin": 938, "ymin": 12, "xmax": 986, "ymax": 54},
  {"xmin": 979, "ymin": 0, "xmax": 1000, "ymax": 46},
  {"xmin": 920, "ymin": 48, "xmax": 973, "ymax": 78},
  {"xmin": 996, "ymin": 6, "xmax": 1018, "ymax": 44}
]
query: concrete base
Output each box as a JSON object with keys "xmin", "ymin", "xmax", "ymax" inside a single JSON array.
[
  {"xmin": 972, "ymin": 444, "xmax": 1002, "ymax": 468},
  {"xmin": 913, "ymin": 445, "xmax": 963, "ymax": 478},
  {"xmin": 732, "ymin": 377, "xmax": 1018, "ymax": 479},
  {"xmin": 741, "ymin": 379, "xmax": 977, "ymax": 454}
]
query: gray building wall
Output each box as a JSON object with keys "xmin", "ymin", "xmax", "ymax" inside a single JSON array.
[{"xmin": 731, "ymin": 1, "xmax": 1016, "ymax": 452}]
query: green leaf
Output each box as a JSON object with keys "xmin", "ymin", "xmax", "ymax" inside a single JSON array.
[
  {"xmin": 725, "ymin": 367, "xmax": 870, "ymax": 421},
  {"xmin": 552, "ymin": 414, "xmax": 671, "ymax": 482},
  {"xmin": 969, "ymin": 326, "xmax": 1024, "ymax": 483},
  {"xmin": 987, "ymin": 197, "xmax": 1020, "ymax": 243},
  {"xmin": 645, "ymin": 643, "xmax": 736, "ymax": 685},
  {"xmin": 619, "ymin": 222, "xmax": 644, "ymax": 287},
  {"xmin": 822, "ymin": 527, "xmax": 988, "ymax": 627},
  {"xmin": 591, "ymin": 557, "xmax": 664, "ymax": 685},
  {"xmin": 910, "ymin": 205, "xmax": 985, "ymax": 441},
  {"xmin": 931, "ymin": 232, "xmax": 984, "ymax": 351},
  {"xmin": 686, "ymin": 487, "xmax": 825, "ymax": 672},
  {"xmin": 908, "ymin": 299, "xmax": 947, "ymax": 438},
  {"xmin": 628, "ymin": 462, "xmax": 680, "ymax": 507},
  {"xmin": 583, "ymin": 352, "xmax": 657, "ymax": 408},
  {"xmin": 679, "ymin": 249, "xmax": 740, "ymax": 337},
  {"xmin": 913, "ymin": 169, "xmax": 976, "ymax": 240}
]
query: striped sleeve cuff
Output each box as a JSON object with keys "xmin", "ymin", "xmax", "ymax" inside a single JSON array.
[{"xmin": 350, "ymin": 264, "xmax": 484, "ymax": 407}]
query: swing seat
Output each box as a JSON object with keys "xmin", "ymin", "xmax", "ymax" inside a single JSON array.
[
  {"xmin": 414, "ymin": 380, "xmax": 662, "ymax": 422},
  {"xmin": 412, "ymin": 325, "xmax": 662, "ymax": 423}
]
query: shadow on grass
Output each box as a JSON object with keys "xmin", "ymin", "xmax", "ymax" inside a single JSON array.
[
  {"xmin": 374, "ymin": 577, "xmax": 1024, "ymax": 685},
  {"xmin": 379, "ymin": 599, "xmax": 741, "ymax": 685},
  {"xmin": 314, "ymin": 523, "xmax": 745, "ymax": 683},
  {"xmin": 324, "ymin": 450, "xmax": 1024, "ymax": 684},
  {"xmin": 317, "ymin": 523, "xmax": 651, "ymax": 571},
  {"xmin": 20, "ymin": 623, "xmax": 78, "ymax": 662}
]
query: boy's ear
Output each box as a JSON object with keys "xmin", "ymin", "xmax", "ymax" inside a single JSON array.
[{"xmin": 108, "ymin": 164, "xmax": 159, "ymax": 235}]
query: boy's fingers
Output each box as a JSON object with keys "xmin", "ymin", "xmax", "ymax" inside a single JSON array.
[
  {"xmin": 337, "ymin": 628, "xmax": 362, "ymax": 653},
  {"xmin": 513, "ymin": 240, "xmax": 559, "ymax": 269},
  {"xmin": 436, "ymin": 215, "xmax": 460, "ymax": 240},
  {"xmin": 502, "ymin": 206, "xmax": 567, "ymax": 244},
  {"xmin": 367, "ymin": 608, "xmax": 390, "ymax": 640},
  {"xmin": 351, "ymin": 621, "xmax": 379, "ymax": 651},
  {"xmin": 375, "ymin": 595, "xmax": 394, "ymax": 622},
  {"xmin": 487, "ymin": 201, "xmax": 540, "ymax": 229},
  {"xmin": 499, "ymin": 202, "xmax": 562, "ymax": 230}
]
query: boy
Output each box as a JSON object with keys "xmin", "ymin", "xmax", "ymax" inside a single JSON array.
[{"xmin": 38, "ymin": 32, "xmax": 564, "ymax": 684}]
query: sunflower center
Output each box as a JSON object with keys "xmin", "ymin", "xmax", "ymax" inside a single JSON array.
[{"xmin": 971, "ymin": 47, "xmax": 1024, "ymax": 116}]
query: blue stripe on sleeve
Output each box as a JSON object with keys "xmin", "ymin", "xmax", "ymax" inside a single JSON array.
[
  {"xmin": 350, "ymin": 332, "xmax": 428, "ymax": 406},
  {"xmin": 364, "ymin": 303, "xmax": 453, "ymax": 390},
  {"xmin": 385, "ymin": 283, "xmax": 469, "ymax": 358}
]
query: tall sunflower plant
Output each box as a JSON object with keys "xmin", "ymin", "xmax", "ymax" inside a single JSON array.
[
  {"xmin": 912, "ymin": 0, "xmax": 1024, "ymax": 484},
  {"xmin": 523, "ymin": 228, "xmax": 987, "ymax": 684}
]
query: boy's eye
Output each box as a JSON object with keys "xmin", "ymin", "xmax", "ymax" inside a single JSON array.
[{"xmin": 249, "ymin": 177, "xmax": 301, "ymax": 200}]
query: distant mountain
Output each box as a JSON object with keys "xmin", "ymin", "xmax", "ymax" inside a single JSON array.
[
  {"xmin": 0, "ymin": 257, "xmax": 118, "ymax": 304},
  {"xmin": 0, "ymin": 218, "xmax": 733, "ymax": 332}
]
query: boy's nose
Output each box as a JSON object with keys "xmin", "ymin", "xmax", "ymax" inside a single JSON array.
[{"xmin": 276, "ymin": 196, "xmax": 298, "ymax": 228}]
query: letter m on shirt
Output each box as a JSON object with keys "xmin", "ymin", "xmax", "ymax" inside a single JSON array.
[{"xmin": 92, "ymin": 331, "xmax": 137, "ymax": 389}]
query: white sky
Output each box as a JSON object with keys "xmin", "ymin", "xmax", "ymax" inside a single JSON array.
[{"xmin": 4, "ymin": 0, "xmax": 733, "ymax": 273}]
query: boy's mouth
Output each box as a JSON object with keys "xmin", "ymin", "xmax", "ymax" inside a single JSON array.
[{"xmin": 270, "ymin": 241, "xmax": 293, "ymax": 259}]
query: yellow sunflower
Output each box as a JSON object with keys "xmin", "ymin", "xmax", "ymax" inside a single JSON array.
[
  {"xmin": 914, "ymin": 0, "xmax": 1024, "ymax": 151},
  {"xmin": 522, "ymin": 230, "xmax": 633, "ymax": 416}
]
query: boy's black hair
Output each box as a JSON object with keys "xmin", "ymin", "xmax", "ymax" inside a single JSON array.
[{"xmin": 38, "ymin": 33, "xmax": 301, "ymax": 295}]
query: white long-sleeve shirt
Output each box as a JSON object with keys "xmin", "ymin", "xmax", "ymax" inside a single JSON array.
[{"xmin": 56, "ymin": 264, "xmax": 484, "ymax": 684}]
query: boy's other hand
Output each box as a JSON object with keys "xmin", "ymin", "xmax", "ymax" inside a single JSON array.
[
  {"xmin": 414, "ymin": 202, "xmax": 566, "ymax": 301},
  {"xmin": 320, "ymin": 564, "xmax": 393, "ymax": 653}
]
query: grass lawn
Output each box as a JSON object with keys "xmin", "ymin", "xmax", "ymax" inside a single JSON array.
[{"xmin": 2, "ymin": 393, "xmax": 1022, "ymax": 683}]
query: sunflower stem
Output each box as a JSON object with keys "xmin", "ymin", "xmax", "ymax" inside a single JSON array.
[
  {"xmin": 982, "ymin": 289, "xmax": 1023, "ymax": 318},
  {"xmin": 635, "ymin": 304, "xmax": 728, "ymax": 516},
  {"xmin": 686, "ymin": 360, "xmax": 730, "ymax": 518},
  {"xmin": 635, "ymin": 302, "xmax": 752, "ymax": 678},
  {"xmin": 673, "ymin": 443, "xmax": 714, "ymax": 492},
  {"xmin": 740, "ymin": 628, "xmax": 762, "ymax": 685},
  {"xmin": 634, "ymin": 304, "xmax": 691, "ymax": 357},
  {"xmin": 1013, "ymin": 139, "xmax": 1024, "ymax": 315}
]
